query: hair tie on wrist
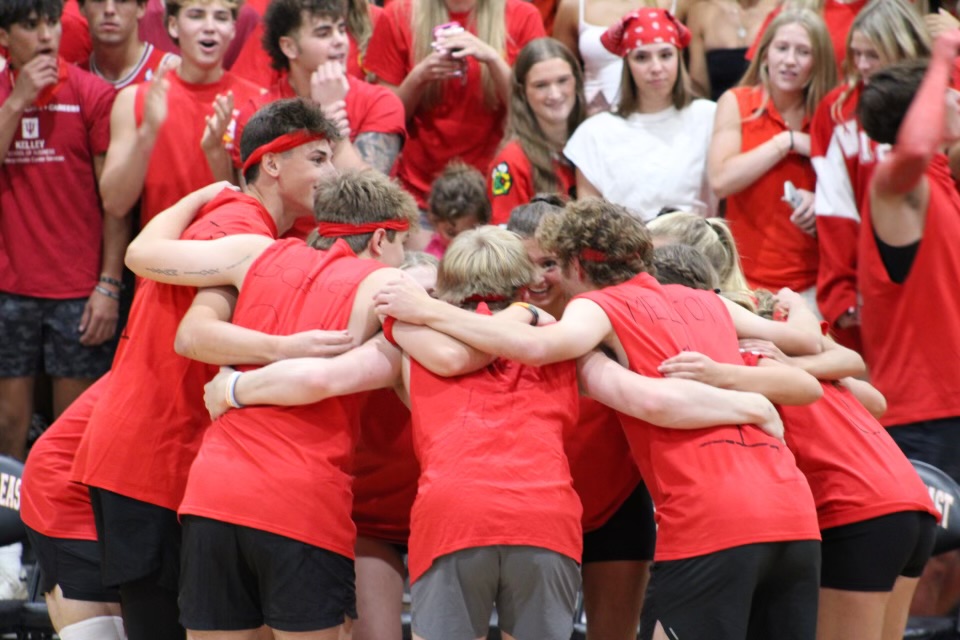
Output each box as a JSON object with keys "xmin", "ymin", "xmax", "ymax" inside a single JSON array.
[
  {"xmin": 788, "ymin": 130, "xmax": 795, "ymax": 153},
  {"xmin": 225, "ymin": 371, "xmax": 244, "ymax": 410}
]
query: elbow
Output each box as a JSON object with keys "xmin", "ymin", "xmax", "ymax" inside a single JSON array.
[
  {"xmin": 708, "ymin": 173, "xmax": 736, "ymax": 199},
  {"xmin": 173, "ymin": 325, "xmax": 196, "ymax": 359},
  {"xmin": 782, "ymin": 375, "xmax": 823, "ymax": 406},
  {"xmin": 124, "ymin": 242, "xmax": 149, "ymax": 276}
]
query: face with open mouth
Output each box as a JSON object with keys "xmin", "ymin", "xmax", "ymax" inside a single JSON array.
[
  {"xmin": 287, "ymin": 12, "xmax": 349, "ymax": 71},
  {"xmin": 169, "ymin": 0, "xmax": 235, "ymax": 68},
  {"xmin": 0, "ymin": 11, "xmax": 62, "ymax": 69},
  {"xmin": 765, "ymin": 22, "xmax": 813, "ymax": 94},
  {"xmin": 521, "ymin": 237, "xmax": 567, "ymax": 318}
]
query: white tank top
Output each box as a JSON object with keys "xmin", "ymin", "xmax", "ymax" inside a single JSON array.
[{"xmin": 578, "ymin": 0, "xmax": 624, "ymax": 110}]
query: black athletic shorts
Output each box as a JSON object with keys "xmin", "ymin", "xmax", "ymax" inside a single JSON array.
[
  {"xmin": 583, "ymin": 481, "xmax": 656, "ymax": 564},
  {"xmin": 179, "ymin": 515, "xmax": 357, "ymax": 632},
  {"xmin": 889, "ymin": 417, "xmax": 960, "ymax": 485},
  {"xmin": 25, "ymin": 525, "xmax": 120, "ymax": 603},
  {"xmin": 88, "ymin": 487, "xmax": 181, "ymax": 591},
  {"xmin": 820, "ymin": 511, "xmax": 937, "ymax": 591},
  {"xmin": 640, "ymin": 540, "xmax": 821, "ymax": 640}
]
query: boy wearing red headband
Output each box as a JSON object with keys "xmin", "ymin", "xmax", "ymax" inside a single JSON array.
[
  {"xmin": 71, "ymin": 98, "xmax": 341, "ymax": 640},
  {"xmin": 240, "ymin": 0, "xmax": 405, "ymax": 178},
  {"xmin": 97, "ymin": 0, "xmax": 265, "ymax": 226},
  {"xmin": 374, "ymin": 198, "xmax": 825, "ymax": 640},
  {"xmin": 0, "ymin": 0, "xmax": 118, "ymax": 461},
  {"xmin": 123, "ymin": 170, "xmax": 419, "ymax": 639}
]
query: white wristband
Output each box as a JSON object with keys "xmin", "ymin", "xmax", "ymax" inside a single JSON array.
[{"xmin": 225, "ymin": 371, "xmax": 244, "ymax": 409}]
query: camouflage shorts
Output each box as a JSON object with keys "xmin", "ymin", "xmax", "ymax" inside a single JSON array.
[{"xmin": 0, "ymin": 293, "xmax": 114, "ymax": 379}]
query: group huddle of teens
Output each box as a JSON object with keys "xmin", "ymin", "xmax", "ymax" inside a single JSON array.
[{"xmin": 5, "ymin": 0, "xmax": 960, "ymax": 636}]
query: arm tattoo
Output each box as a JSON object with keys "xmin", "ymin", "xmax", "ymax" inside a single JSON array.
[
  {"xmin": 354, "ymin": 132, "xmax": 403, "ymax": 175},
  {"xmin": 146, "ymin": 267, "xmax": 180, "ymax": 276}
]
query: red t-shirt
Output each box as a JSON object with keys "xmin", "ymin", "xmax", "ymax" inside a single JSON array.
[
  {"xmin": 21, "ymin": 374, "xmax": 109, "ymax": 541},
  {"xmin": 178, "ymin": 240, "xmax": 384, "ymax": 557},
  {"xmin": 859, "ymin": 155, "xmax": 960, "ymax": 427},
  {"xmin": 406, "ymin": 317, "xmax": 582, "ymax": 582},
  {"xmin": 81, "ymin": 44, "xmax": 175, "ymax": 90},
  {"xmin": 724, "ymin": 86, "xmax": 818, "ymax": 292},
  {"xmin": 352, "ymin": 389, "xmax": 419, "ymax": 544},
  {"xmin": 72, "ymin": 191, "xmax": 279, "ymax": 511},
  {"xmin": 230, "ymin": 5, "xmax": 384, "ymax": 87},
  {"xmin": 578, "ymin": 277, "xmax": 820, "ymax": 561},
  {"xmin": 566, "ymin": 397, "xmax": 642, "ymax": 533},
  {"xmin": 777, "ymin": 380, "xmax": 938, "ymax": 529},
  {"xmin": 0, "ymin": 63, "xmax": 114, "ymax": 298},
  {"xmin": 60, "ymin": 0, "xmax": 93, "ymax": 65},
  {"xmin": 134, "ymin": 70, "xmax": 265, "ymax": 226},
  {"xmin": 488, "ymin": 139, "xmax": 575, "ymax": 225},
  {"xmin": 364, "ymin": 0, "xmax": 545, "ymax": 206}
]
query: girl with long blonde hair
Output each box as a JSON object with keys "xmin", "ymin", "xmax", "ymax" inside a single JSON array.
[{"xmin": 708, "ymin": 8, "xmax": 837, "ymax": 299}]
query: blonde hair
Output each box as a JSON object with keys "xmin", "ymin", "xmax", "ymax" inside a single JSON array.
[
  {"xmin": 740, "ymin": 8, "xmax": 837, "ymax": 119},
  {"xmin": 616, "ymin": 47, "xmax": 694, "ymax": 116},
  {"xmin": 647, "ymin": 211, "xmax": 751, "ymax": 294},
  {"xmin": 436, "ymin": 226, "xmax": 534, "ymax": 309},
  {"xmin": 401, "ymin": 251, "xmax": 440, "ymax": 271},
  {"xmin": 831, "ymin": 0, "xmax": 930, "ymax": 123},
  {"xmin": 310, "ymin": 170, "xmax": 420, "ymax": 253},
  {"xmin": 346, "ymin": 0, "xmax": 373, "ymax": 56},
  {"xmin": 412, "ymin": 0, "xmax": 506, "ymax": 107}
]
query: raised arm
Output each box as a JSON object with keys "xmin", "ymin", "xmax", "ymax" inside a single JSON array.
[
  {"xmin": 869, "ymin": 31, "xmax": 960, "ymax": 247},
  {"xmin": 0, "ymin": 55, "xmax": 59, "ymax": 164},
  {"xmin": 99, "ymin": 72, "xmax": 168, "ymax": 218},
  {"xmin": 873, "ymin": 32, "xmax": 960, "ymax": 198},
  {"xmin": 578, "ymin": 350, "xmax": 784, "ymax": 439},
  {"xmin": 708, "ymin": 89, "xmax": 803, "ymax": 198},
  {"xmin": 374, "ymin": 277, "xmax": 611, "ymax": 365},
  {"xmin": 204, "ymin": 334, "xmax": 403, "ymax": 418}
]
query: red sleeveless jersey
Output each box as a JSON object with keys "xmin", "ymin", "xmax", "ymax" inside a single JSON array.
[
  {"xmin": 777, "ymin": 379, "xmax": 938, "ymax": 529},
  {"xmin": 352, "ymin": 389, "xmax": 419, "ymax": 544},
  {"xmin": 578, "ymin": 276, "xmax": 820, "ymax": 561},
  {"xmin": 72, "ymin": 191, "xmax": 278, "ymax": 510},
  {"xmin": 725, "ymin": 86, "xmax": 818, "ymax": 292},
  {"xmin": 406, "ymin": 317, "xmax": 582, "ymax": 582},
  {"xmin": 565, "ymin": 397, "xmax": 642, "ymax": 533},
  {"xmin": 859, "ymin": 155, "xmax": 960, "ymax": 427},
  {"xmin": 178, "ymin": 239, "xmax": 384, "ymax": 557},
  {"xmin": 21, "ymin": 374, "xmax": 110, "ymax": 540}
]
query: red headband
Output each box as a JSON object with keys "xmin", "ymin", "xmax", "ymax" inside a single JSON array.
[
  {"xmin": 241, "ymin": 130, "xmax": 325, "ymax": 173},
  {"xmin": 580, "ymin": 248, "xmax": 641, "ymax": 263},
  {"xmin": 601, "ymin": 9, "xmax": 691, "ymax": 57},
  {"xmin": 316, "ymin": 219, "xmax": 411, "ymax": 237}
]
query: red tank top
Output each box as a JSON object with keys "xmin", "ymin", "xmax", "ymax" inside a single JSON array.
[
  {"xmin": 21, "ymin": 374, "xmax": 109, "ymax": 540},
  {"xmin": 565, "ymin": 397, "xmax": 642, "ymax": 533},
  {"xmin": 578, "ymin": 277, "xmax": 820, "ymax": 560},
  {"xmin": 134, "ymin": 71, "xmax": 265, "ymax": 226},
  {"xmin": 725, "ymin": 86, "xmax": 818, "ymax": 292},
  {"xmin": 178, "ymin": 240, "xmax": 384, "ymax": 557},
  {"xmin": 859, "ymin": 155, "xmax": 960, "ymax": 427},
  {"xmin": 777, "ymin": 379, "xmax": 938, "ymax": 529},
  {"xmin": 71, "ymin": 191, "xmax": 278, "ymax": 510},
  {"xmin": 406, "ymin": 321, "xmax": 583, "ymax": 583},
  {"xmin": 352, "ymin": 389, "xmax": 419, "ymax": 544}
]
